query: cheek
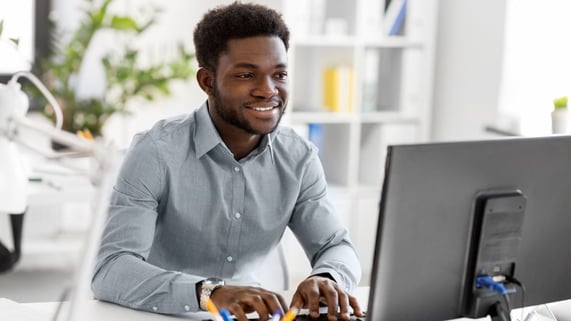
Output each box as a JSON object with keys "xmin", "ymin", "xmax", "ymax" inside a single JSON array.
[
  {"xmin": 277, "ymin": 83, "xmax": 289, "ymax": 98},
  {"xmin": 217, "ymin": 81, "xmax": 252, "ymax": 100}
]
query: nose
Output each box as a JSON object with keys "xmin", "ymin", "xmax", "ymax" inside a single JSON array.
[{"xmin": 251, "ymin": 76, "xmax": 278, "ymax": 98}]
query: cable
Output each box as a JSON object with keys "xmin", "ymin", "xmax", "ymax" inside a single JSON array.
[
  {"xmin": 476, "ymin": 275, "xmax": 508, "ymax": 295},
  {"xmin": 505, "ymin": 276, "xmax": 526, "ymax": 321},
  {"xmin": 476, "ymin": 275, "xmax": 512, "ymax": 321},
  {"xmin": 51, "ymin": 285, "xmax": 71, "ymax": 321}
]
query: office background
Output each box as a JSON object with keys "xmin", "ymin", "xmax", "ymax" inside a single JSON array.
[{"xmin": 1, "ymin": 0, "xmax": 570, "ymax": 303}]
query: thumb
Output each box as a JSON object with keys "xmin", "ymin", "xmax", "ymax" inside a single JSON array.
[{"xmin": 289, "ymin": 292, "xmax": 304, "ymax": 310}]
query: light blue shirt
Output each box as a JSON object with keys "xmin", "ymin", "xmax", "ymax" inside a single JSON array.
[{"xmin": 91, "ymin": 103, "xmax": 361, "ymax": 314}]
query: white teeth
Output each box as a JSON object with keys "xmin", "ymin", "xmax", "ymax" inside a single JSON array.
[{"xmin": 252, "ymin": 106, "xmax": 274, "ymax": 111}]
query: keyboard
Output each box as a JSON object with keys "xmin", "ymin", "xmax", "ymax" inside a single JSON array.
[{"xmin": 293, "ymin": 314, "xmax": 366, "ymax": 321}]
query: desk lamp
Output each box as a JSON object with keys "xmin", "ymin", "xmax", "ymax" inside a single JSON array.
[{"xmin": 0, "ymin": 71, "xmax": 119, "ymax": 321}]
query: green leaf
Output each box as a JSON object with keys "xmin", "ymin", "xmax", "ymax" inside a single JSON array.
[
  {"xmin": 554, "ymin": 96, "xmax": 568, "ymax": 109},
  {"xmin": 9, "ymin": 38, "xmax": 19, "ymax": 46},
  {"xmin": 91, "ymin": 0, "xmax": 113, "ymax": 27},
  {"xmin": 110, "ymin": 16, "xmax": 139, "ymax": 31},
  {"xmin": 0, "ymin": 20, "xmax": 4, "ymax": 37}
]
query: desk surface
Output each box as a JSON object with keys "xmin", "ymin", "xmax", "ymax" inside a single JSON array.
[{"xmin": 2, "ymin": 287, "xmax": 571, "ymax": 321}]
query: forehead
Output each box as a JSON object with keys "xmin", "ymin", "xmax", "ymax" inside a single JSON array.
[{"xmin": 218, "ymin": 36, "xmax": 287, "ymax": 69}]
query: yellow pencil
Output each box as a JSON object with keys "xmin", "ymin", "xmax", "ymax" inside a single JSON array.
[
  {"xmin": 205, "ymin": 298, "xmax": 223, "ymax": 321},
  {"xmin": 282, "ymin": 307, "xmax": 299, "ymax": 321}
]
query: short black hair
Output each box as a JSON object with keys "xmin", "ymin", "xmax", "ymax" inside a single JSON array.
[{"xmin": 193, "ymin": 2, "xmax": 290, "ymax": 71}]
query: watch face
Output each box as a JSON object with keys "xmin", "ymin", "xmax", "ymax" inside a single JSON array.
[
  {"xmin": 204, "ymin": 278, "xmax": 224, "ymax": 286},
  {"xmin": 200, "ymin": 278, "xmax": 225, "ymax": 311}
]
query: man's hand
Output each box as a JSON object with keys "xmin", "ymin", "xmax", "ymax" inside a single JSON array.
[
  {"xmin": 290, "ymin": 275, "xmax": 364, "ymax": 321},
  {"xmin": 210, "ymin": 285, "xmax": 288, "ymax": 321}
]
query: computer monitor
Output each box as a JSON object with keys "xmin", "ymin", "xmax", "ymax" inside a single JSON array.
[{"xmin": 367, "ymin": 135, "xmax": 571, "ymax": 321}]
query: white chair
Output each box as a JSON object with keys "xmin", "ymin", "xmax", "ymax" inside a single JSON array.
[{"xmin": 259, "ymin": 242, "xmax": 290, "ymax": 291}]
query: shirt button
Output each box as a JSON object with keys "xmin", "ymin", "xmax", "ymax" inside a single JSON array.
[
  {"xmin": 184, "ymin": 305, "xmax": 190, "ymax": 312},
  {"xmin": 234, "ymin": 212, "xmax": 241, "ymax": 219},
  {"xmin": 152, "ymin": 306, "xmax": 158, "ymax": 312},
  {"xmin": 234, "ymin": 166, "xmax": 240, "ymax": 172},
  {"xmin": 227, "ymin": 256, "xmax": 233, "ymax": 262}
]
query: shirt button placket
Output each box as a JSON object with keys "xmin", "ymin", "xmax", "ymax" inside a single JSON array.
[{"xmin": 224, "ymin": 164, "xmax": 242, "ymax": 277}]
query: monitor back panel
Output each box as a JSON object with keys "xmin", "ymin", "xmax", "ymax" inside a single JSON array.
[{"xmin": 367, "ymin": 136, "xmax": 571, "ymax": 321}]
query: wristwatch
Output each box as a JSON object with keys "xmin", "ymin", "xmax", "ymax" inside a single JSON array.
[{"xmin": 198, "ymin": 277, "xmax": 225, "ymax": 311}]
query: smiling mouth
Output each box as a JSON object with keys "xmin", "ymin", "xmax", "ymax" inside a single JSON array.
[
  {"xmin": 247, "ymin": 104, "xmax": 279, "ymax": 112},
  {"xmin": 252, "ymin": 106, "xmax": 275, "ymax": 111}
]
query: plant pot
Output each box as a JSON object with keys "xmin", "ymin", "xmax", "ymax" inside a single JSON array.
[{"xmin": 551, "ymin": 108, "xmax": 568, "ymax": 134}]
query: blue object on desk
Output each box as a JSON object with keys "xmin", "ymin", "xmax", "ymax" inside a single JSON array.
[{"xmin": 219, "ymin": 308, "xmax": 232, "ymax": 321}]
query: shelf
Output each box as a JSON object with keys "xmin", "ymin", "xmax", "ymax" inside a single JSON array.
[
  {"xmin": 363, "ymin": 37, "xmax": 425, "ymax": 49},
  {"xmin": 281, "ymin": 0, "xmax": 438, "ymax": 277},
  {"xmin": 293, "ymin": 36, "xmax": 424, "ymax": 49},
  {"xmin": 286, "ymin": 111, "xmax": 356, "ymax": 124},
  {"xmin": 293, "ymin": 36, "xmax": 357, "ymax": 47},
  {"xmin": 357, "ymin": 112, "xmax": 420, "ymax": 124}
]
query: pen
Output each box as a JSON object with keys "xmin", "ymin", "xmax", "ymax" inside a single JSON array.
[
  {"xmin": 205, "ymin": 298, "xmax": 224, "ymax": 321},
  {"xmin": 219, "ymin": 308, "xmax": 233, "ymax": 321},
  {"xmin": 282, "ymin": 307, "xmax": 299, "ymax": 321},
  {"xmin": 270, "ymin": 311, "xmax": 281, "ymax": 321}
]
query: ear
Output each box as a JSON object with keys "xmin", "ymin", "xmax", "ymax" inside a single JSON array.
[{"xmin": 196, "ymin": 68, "xmax": 215, "ymax": 95}]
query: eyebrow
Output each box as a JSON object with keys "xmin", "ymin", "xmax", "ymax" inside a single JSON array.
[{"xmin": 233, "ymin": 62, "xmax": 288, "ymax": 69}]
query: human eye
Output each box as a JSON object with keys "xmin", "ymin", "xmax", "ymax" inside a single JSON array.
[
  {"xmin": 275, "ymin": 71, "xmax": 288, "ymax": 80},
  {"xmin": 236, "ymin": 73, "xmax": 254, "ymax": 79}
]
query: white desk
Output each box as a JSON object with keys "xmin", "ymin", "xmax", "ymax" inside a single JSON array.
[{"xmin": 2, "ymin": 287, "xmax": 571, "ymax": 321}]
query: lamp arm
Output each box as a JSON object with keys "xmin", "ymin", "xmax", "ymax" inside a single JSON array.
[
  {"xmin": 9, "ymin": 111, "xmax": 101, "ymax": 178},
  {"xmin": 13, "ymin": 114, "xmax": 94, "ymax": 153},
  {"xmin": 10, "ymin": 71, "xmax": 64, "ymax": 129}
]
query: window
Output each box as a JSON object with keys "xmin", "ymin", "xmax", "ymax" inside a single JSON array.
[{"xmin": 499, "ymin": 0, "xmax": 571, "ymax": 135}]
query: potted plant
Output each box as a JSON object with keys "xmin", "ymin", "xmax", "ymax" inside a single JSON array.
[
  {"xmin": 552, "ymin": 95, "xmax": 568, "ymax": 134},
  {"xmin": 32, "ymin": 0, "xmax": 195, "ymax": 140}
]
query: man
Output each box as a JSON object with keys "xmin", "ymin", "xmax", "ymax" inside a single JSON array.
[{"xmin": 91, "ymin": 3, "xmax": 363, "ymax": 321}]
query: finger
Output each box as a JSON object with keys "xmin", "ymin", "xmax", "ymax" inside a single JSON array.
[
  {"xmin": 289, "ymin": 292, "xmax": 303, "ymax": 310},
  {"xmin": 260, "ymin": 292, "xmax": 286, "ymax": 320},
  {"xmin": 348, "ymin": 294, "xmax": 364, "ymax": 317},
  {"xmin": 320, "ymin": 285, "xmax": 339, "ymax": 321},
  {"xmin": 336, "ymin": 289, "xmax": 351, "ymax": 320},
  {"xmin": 275, "ymin": 293, "xmax": 288, "ymax": 315},
  {"xmin": 305, "ymin": 284, "xmax": 321, "ymax": 318},
  {"xmin": 248, "ymin": 295, "xmax": 270, "ymax": 321},
  {"xmin": 228, "ymin": 302, "xmax": 249, "ymax": 321}
]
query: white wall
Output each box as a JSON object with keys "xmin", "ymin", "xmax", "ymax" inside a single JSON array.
[{"xmin": 431, "ymin": 0, "xmax": 507, "ymax": 141}]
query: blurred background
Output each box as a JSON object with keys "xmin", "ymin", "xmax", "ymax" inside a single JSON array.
[{"xmin": 1, "ymin": 0, "xmax": 570, "ymax": 303}]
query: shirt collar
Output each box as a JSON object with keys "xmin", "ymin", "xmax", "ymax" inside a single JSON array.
[
  {"xmin": 194, "ymin": 101, "xmax": 279, "ymax": 161},
  {"xmin": 194, "ymin": 102, "xmax": 223, "ymax": 159}
]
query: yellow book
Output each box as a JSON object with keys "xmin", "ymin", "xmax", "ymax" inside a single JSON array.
[{"xmin": 322, "ymin": 65, "xmax": 353, "ymax": 112}]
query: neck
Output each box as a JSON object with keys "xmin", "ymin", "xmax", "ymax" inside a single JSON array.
[
  {"xmin": 225, "ymin": 134, "xmax": 262, "ymax": 160},
  {"xmin": 206, "ymin": 103, "xmax": 263, "ymax": 160}
]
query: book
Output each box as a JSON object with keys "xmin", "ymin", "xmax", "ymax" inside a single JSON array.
[
  {"xmin": 322, "ymin": 65, "xmax": 354, "ymax": 112},
  {"xmin": 307, "ymin": 123, "xmax": 324, "ymax": 157},
  {"xmin": 383, "ymin": 0, "xmax": 407, "ymax": 36}
]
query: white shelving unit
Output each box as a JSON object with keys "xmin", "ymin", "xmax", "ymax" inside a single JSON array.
[{"xmin": 278, "ymin": 0, "xmax": 440, "ymax": 284}]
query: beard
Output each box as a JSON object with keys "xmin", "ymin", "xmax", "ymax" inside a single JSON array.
[{"xmin": 211, "ymin": 82, "xmax": 286, "ymax": 135}]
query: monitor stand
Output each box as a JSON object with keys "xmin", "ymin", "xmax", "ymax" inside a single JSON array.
[{"xmin": 460, "ymin": 189, "xmax": 527, "ymax": 320}]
